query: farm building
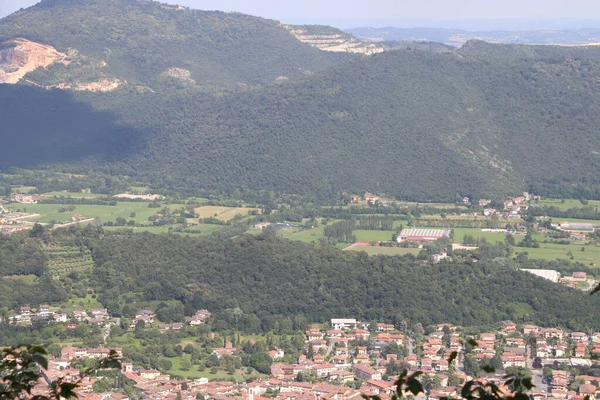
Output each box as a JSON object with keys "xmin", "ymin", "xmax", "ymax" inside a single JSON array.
[
  {"xmin": 397, "ymin": 229, "xmax": 451, "ymax": 243},
  {"xmin": 559, "ymin": 222, "xmax": 598, "ymax": 232},
  {"xmin": 521, "ymin": 269, "xmax": 560, "ymax": 283}
]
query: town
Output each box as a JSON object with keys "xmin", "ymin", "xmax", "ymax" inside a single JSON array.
[{"xmin": 9, "ymin": 303, "xmax": 600, "ymax": 400}]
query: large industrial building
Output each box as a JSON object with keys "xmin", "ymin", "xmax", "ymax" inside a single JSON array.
[{"xmin": 396, "ymin": 228, "xmax": 451, "ymax": 243}]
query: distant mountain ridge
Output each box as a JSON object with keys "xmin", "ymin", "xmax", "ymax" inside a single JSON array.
[{"xmin": 347, "ymin": 26, "xmax": 600, "ymax": 47}]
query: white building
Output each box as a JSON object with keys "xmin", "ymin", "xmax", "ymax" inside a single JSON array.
[{"xmin": 331, "ymin": 318, "xmax": 357, "ymax": 330}]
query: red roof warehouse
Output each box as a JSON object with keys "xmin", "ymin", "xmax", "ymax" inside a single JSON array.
[{"xmin": 397, "ymin": 229, "xmax": 451, "ymax": 243}]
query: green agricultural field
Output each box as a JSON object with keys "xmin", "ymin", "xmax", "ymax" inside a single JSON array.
[
  {"xmin": 279, "ymin": 224, "xmax": 328, "ymax": 243},
  {"xmin": 165, "ymin": 356, "xmax": 266, "ymax": 381},
  {"xmin": 62, "ymin": 294, "xmax": 104, "ymax": 312},
  {"xmin": 346, "ymin": 245, "xmax": 421, "ymax": 256},
  {"xmin": 8, "ymin": 202, "xmax": 190, "ymax": 225},
  {"xmin": 520, "ymin": 243, "xmax": 600, "ymax": 265},
  {"xmin": 534, "ymin": 198, "xmax": 600, "ymax": 211},
  {"xmin": 194, "ymin": 206, "xmax": 260, "ymax": 222},
  {"xmin": 451, "ymin": 228, "xmax": 509, "ymax": 244},
  {"xmin": 41, "ymin": 191, "xmax": 106, "ymax": 199},
  {"xmin": 353, "ymin": 230, "xmax": 395, "ymax": 242},
  {"xmin": 550, "ymin": 217, "xmax": 600, "ymax": 225},
  {"xmin": 45, "ymin": 246, "xmax": 94, "ymax": 275}
]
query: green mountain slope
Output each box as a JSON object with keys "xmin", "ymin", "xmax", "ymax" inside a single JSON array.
[
  {"xmin": 0, "ymin": 0, "xmax": 350, "ymax": 90},
  {"xmin": 2, "ymin": 2, "xmax": 600, "ymax": 200}
]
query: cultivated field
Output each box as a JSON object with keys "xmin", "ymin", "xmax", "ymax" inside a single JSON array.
[
  {"xmin": 279, "ymin": 224, "xmax": 328, "ymax": 243},
  {"xmin": 534, "ymin": 198, "xmax": 600, "ymax": 211},
  {"xmin": 353, "ymin": 229, "xmax": 395, "ymax": 242},
  {"xmin": 194, "ymin": 206, "xmax": 259, "ymax": 221},
  {"xmin": 522, "ymin": 243, "xmax": 600, "ymax": 265},
  {"xmin": 45, "ymin": 246, "xmax": 94, "ymax": 275},
  {"xmin": 8, "ymin": 202, "xmax": 188, "ymax": 225},
  {"xmin": 40, "ymin": 191, "xmax": 106, "ymax": 199}
]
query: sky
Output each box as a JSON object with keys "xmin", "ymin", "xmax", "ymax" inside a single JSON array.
[{"xmin": 1, "ymin": 0, "xmax": 600, "ymax": 29}]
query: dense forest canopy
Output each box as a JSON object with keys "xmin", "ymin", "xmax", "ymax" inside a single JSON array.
[
  {"xmin": 1, "ymin": 226, "xmax": 600, "ymax": 330},
  {"xmin": 84, "ymin": 232, "xmax": 600, "ymax": 331}
]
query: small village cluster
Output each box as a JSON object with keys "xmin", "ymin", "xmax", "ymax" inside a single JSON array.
[
  {"xmin": 23, "ymin": 314, "xmax": 600, "ymax": 400},
  {"xmin": 3, "ymin": 305, "xmax": 109, "ymax": 326},
  {"xmin": 2, "ymin": 306, "xmax": 211, "ymax": 331}
]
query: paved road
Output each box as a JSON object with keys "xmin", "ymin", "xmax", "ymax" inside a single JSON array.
[
  {"xmin": 527, "ymin": 344, "xmax": 546, "ymax": 392},
  {"xmin": 103, "ymin": 323, "xmax": 113, "ymax": 344},
  {"xmin": 407, "ymin": 336, "xmax": 415, "ymax": 355},
  {"xmin": 51, "ymin": 218, "xmax": 95, "ymax": 230},
  {"xmin": 326, "ymin": 338, "xmax": 336, "ymax": 357}
]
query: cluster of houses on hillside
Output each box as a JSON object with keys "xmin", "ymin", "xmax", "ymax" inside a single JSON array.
[
  {"xmin": 3, "ymin": 305, "xmax": 211, "ymax": 334},
  {"xmin": 129, "ymin": 309, "xmax": 212, "ymax": 331},
  {"xmin": 1, "ymin": 305, "xmax": 110, "ymax": 326},
  {"xmin": 463, "ymin": 192, "xmax": 541, "ymax": 219}
]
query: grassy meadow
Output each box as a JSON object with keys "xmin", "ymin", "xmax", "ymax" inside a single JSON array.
[{"xmin": 534, "ymin": 198, "xmax": 600, "ymax": 211}]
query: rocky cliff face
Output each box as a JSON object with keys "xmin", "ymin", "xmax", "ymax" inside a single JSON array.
[
  {"xmin": 286, "ymin": 26, "xmax": 384, "ymax": 55},
  {"xmin": 0, "ymin": 38, "xmax": 67, "ymax": 84}
]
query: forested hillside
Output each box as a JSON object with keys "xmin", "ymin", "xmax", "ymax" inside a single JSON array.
[
  {"xmin": 87, "ymin": 232, "xmax": 600, "ymax": 331},
  {"xmin": 2, "ymin": 2, "xmax": 600, "ymax": 200},
  {"xmin": 1, "ymin": 227, "xmax": 600, "ymax": 330},
  {"xmin": 3, "ymin": 40, "xmax": 600, "ymax": 200},
  {"xmin": 0, "ymin": 0, "xmax": 349, "ymax": 90}
]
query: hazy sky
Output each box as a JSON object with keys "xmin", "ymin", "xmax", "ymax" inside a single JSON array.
[{"xmin": 2, "ymin": 0, "xmax": 600, "ymax": 28}]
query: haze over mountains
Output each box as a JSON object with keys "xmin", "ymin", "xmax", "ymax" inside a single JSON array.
[
  {"xmin": 2, "ymin": 0, "xmax": 600, "ymax": 201},
  {"xmin": 347, "ymin": 26, "xmax": 600, "ymax": 47}
]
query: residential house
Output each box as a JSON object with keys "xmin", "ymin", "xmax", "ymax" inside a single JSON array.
[
  {"xmin": 434, "ymin": 360, "xmax": 449, "ymax": 372},
  {"xmin": 313, "ymin": 363, "xmax": 336, "ymax": 378},
  {"xmin": 269, "ymin": 349, "xmax": 285, "ymax": 360},
  {"xmin": 376, "ymin": 323, "xmax": 395, "ymax": 332},
  {"xmin": 189, "ymin": 309, "xmax": 212, "ymax": 326},
  {"xmin": 72, "ymin": 310, "xmax": 88, "ymax": 321},
  {"xmin": 540, "ymin": 328, "xmax": 565, "ymax": 340},
  {"xmin": 354, "ymin": 364, "xmax": 382, "ymax": 381},
  {"xmin": 571, "ymin": 332, "xmax": 589, "ymax": 343},
  {"xmin": 306, "ymin": 329, "xmax": 323, "ymax": 341},
  {"xmin": 326, "ymin": 329, "xmax": 344, "ymax": 338},
  {"xmin": 523, "ymin": 325, "xmax": 540, "ymax": 335},
  {"xmin": 500, "ymin": 321, "xmax": 517, "ymax": 334},
  {"xmin": 53, "ymin": 314, "xmax": 68, "ymax": 323}
]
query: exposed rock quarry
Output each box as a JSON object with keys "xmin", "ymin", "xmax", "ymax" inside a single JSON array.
[
  {"xmin": 0, "ymin": 38, "xmax": 68, "ymax": 84},
  {"xmin": 163, "ymin": 67, "xmax": 196, "ymax": 84},
  {"xmin": 66, "ymin": 79, "xmax": 122, "ymax": 92},
  {"xmin": 286, "ymin": 27, "xmax": 384, "ymax": 55}
]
